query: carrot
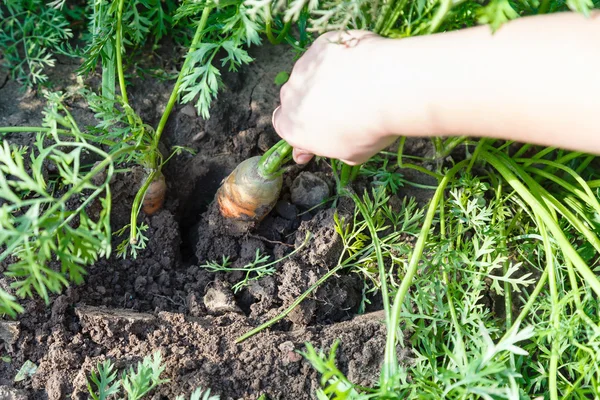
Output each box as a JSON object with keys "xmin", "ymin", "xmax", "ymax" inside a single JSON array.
[
  {"xmin": 142, "ymin": 172, "xmax": 167, "ymax": 215},
  {"xmin": 216, "ymin": 141, "xmax": 292, "ymax": 222},
  {"xmin": 217, "ymin": 156, "xmax": 282, "ymax": 220}
]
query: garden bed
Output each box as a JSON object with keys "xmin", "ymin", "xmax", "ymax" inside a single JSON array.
[{"xmin": 0, "ymin": 42, "xmax": 428, "ymax": 400}]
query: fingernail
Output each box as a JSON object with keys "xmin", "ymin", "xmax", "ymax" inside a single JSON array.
[
  {"xmin": 293, "ymin": 149, "xmax": 313, "ymax": 164},
  {"xmin": 272, "ymin": 106, "xmax": 281, "ymax": 131}
]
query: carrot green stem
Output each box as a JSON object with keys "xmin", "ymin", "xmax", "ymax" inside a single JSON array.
[
  {"xmin": 375, "ymin": 0, "xmax": 395, "ymax": 34},
  {"xmin": 258, "ymin": 140, "xmax": 293, "ymax": 178},
  {"xmin": 538, "ymin": 0, "xmax": 551, "ymax": 13},
  {"xmin": 153, "ymin": 6, "xmax": 212, "ymax": 167},
  {"xmin": 0, "ymin": 127, "xmax": 69, "ymax": 134},
  {"xmin": 128, "ymin": 6, "xmax": 212, "ymax": 245},
  {"xmin": 0, "ymin": 126, "xmax": 117, "ymax": 146},
  {"xmin": 480, "ymin": 148, "xmax": 600, "ymax": 297},
  {"xmin": 537, "ymin": 215, "xmax": 559, "ymax": 400},
  {"xmin": 350, "ymin": 165, "xmax": 361, "ymax": 181},
  {"xmin": 115, "ymin": 0, "xmax": 134, "ymax": 127},
  {"xmin": 265, "ymin": 9, "xmax": 291, "ymax": 45},
  {"xmin": 381, "ymin": 159, "xmax": 469, "ymax": 390},
  {"xmin": 339, "ymin": 163, "xmax": 352, "ymax": 188}
]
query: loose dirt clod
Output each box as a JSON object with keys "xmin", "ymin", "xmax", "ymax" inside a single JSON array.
[
  {"xmin": 291, "ymin": 171, "xmax": 330, "ymax": 208},
  {"xmin": 0, "ymin": 321, "xmax": 20, "ymax": 346},
  {"xmin": 203, "ymin": 282, "xmax": 242, "ymax": 315},
  {"xmin": 75, "ymin": 306, "xmax": 157, "ymax": 341}
]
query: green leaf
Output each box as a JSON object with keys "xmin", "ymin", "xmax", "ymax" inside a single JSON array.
[
  {"xmin": 566, "ymin": 0, "xmax": 593, "ymax": 14},
  {"xmin": 220, "ymin": 40, "xmax": 253, "ymax": 71},
  {"xmin": 274, "ymin": 71, "xmax": 290, "ymax": 85},
  {"xmin": 14, "ymin": 360, "xmax": 37, "ymax": 382},
  {"xmin": 87, "ymin": 359, "xmax": 121, "ymax": 400},
  {"xmin": 477, "ymin": 0, "xmax": 519, "ymax": 32}
]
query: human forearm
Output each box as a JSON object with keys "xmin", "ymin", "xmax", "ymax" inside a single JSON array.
[
  {"xmin": 381, "ymin": 12, "xmax": 600, "ymax": 152},
  {"xmin": 273, "ymin": 13, "xmax": 600, "ymax": 165}
]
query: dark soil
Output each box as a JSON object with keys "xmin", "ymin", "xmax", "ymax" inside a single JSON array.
[{"xmin": 0, "ymin": 41, "xmax": 432, "ymax": 399}]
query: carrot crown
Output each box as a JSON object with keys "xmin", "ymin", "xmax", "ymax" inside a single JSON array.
[{"xmin": 258, "ymin": 140, "xmax": 293, "ymax": 179}]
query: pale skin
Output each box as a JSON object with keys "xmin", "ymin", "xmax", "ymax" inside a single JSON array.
[{"xmin": 272, "ymin": 11, "xmax": 600, "ymax": 165}]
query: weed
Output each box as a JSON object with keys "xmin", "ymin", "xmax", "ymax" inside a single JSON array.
[
  {"xmin": 87, "ymin": 350, "xmax": 219, "ymax": 399},
  {"xmin": 200, "ymin": 231, "xmax": 312, "ymax": 293}
]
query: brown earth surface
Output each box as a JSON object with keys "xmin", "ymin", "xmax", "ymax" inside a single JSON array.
[{"xmin": 0, "ymin": 40, "xmax": 434, "ymax": 399}]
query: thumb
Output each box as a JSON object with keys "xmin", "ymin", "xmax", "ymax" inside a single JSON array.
[
  {"xmin": 293, "ymin": 147, "xmax": 314, "ymax": 164},
  {"xmin": 272, "ymin": 105, "xmax": 293, "ymax": 141}
]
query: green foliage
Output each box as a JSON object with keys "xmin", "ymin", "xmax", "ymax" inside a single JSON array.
[
  {"xmin": 200, "ymin": 231, "xmax": 312, "ymax": 293},
  {"xmin": 274, "ymin": 70, "xmax": 290, "ymax": 85},
  {"xmin": 477, "ymin": 0, "xmax": 519, "ymax": 32},
  {"xmin": 87, "ymin": 360, "xmax": 120, "ymax": 400},
  {"xmin": 300, "ymin": 341, "xmax": 361, "ymax": 399},
  {"xmin": 3, "ymin": 1, "xmax": 600, "ymax": 398},
  {"xmin": 174, "ymin": 1, "xmax": 263, "ymax": 119},
  {"xmin": 299, "ymin": 145, "xmax": 600, "ymax": 398},
  {"xmin": 0, "ymin": 92, "xmax": 125, "ymax": 317},
  {"xmin": 175, "ymin": 387, "xmax": 221, "ymax": 400},
  {"xmin": 87, "ymin": 351, "xmax": 219, "ymax": 400},
  {"xmin": 0, "ymin": 0, "xmax": 76, "ymax": 86},
  {"xmin": 79, "ymin": 0, "xmax": 181, "ymax": 76},
  {"xmin": 121, "ymin": 351, "xmax": 169, "ymax": 400},
  {"xmin": 360, "ymin": 157, "xmax": 408, "ymax": 194}
]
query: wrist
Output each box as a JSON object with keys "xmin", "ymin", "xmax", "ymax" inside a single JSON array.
[{"xmin": 371, "ymin": 36, "xmax": 450, "ymax": 139}]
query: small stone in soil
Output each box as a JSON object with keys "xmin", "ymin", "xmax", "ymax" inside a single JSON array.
[
  {"xmin": 290, "ymin": 172, "xmax": 330, "ymax": 208},
  {"xmin": 203, "ymin": 283, "xmax": 242, "ymax": 315},
  {"xmin": 192, "ymin": 131, "xmax": 206, "ymax": 142},
  {"xmin": 0, "ymin": 321, "xmax": 20, "ymax": 345},
  {"xmin": 180, "ymin": 104, "xmax": 196, "ymax": 117}
]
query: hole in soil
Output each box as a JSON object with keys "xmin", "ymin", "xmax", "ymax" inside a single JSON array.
[{"xmin": 176, "ymin": 160, "xmax": 233, "ymax": 264}]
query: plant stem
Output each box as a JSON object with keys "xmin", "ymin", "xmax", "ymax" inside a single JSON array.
[
  {"xmin": 258, "ymin": 140, "xmax": 293, "ymax": 178},
  {"xmin": 265, "ymin": 8, "xmax": 291, "ymax": 45},
  {"xmin": 126, "ymin": 6, "xmax": 213, "ymax": 251},
  {"xmin": 440, "ymin": 190, "xmax": 468, "ymax": 369},
  {"xmin": 381, "ymin": 160, "xmax": 469, "ymax": 390},
  {"xmin": 350, "ymin": 165, "xmax": 361, "ymax": 181},
  {"xmin": 374, "ymin": 0, "xmax": 395, "ymax": 33},
  {"xmin": 115, "ymin": 0, "xmax": 134, "ymax": 126},
  {"xmin": 467, "ymin": 138, "xmax": 486, "ymax": 173},
  {"xmin": 480, "ymin": 149, "xmax": 600, "ymax": 298},
  {"xmin": 537, "ymin": 215, "xmax": 559, "ymax": 400},
  {"xmin": 153, "ymin": 6, "xmax": 212, "ymax": 160},
  {"xmin": 428, "ymin": 0, "xmax": 452, "ymax": 33},
  {"xmin": 397, "ymin": 137, "xmax": 444, "ymax": 180},
  {"xmin": 0, "ymin": 127, "xmax": 68, "ymax": 134},
  {"xmin": 236, "ymin": 259, "xmax": 345, "ymax": 343},
  {"xmin": 0, "ymin": 144, "xmax": 139, "ymax": 264},
  {"xmin": 349, "ymin": 190, "xmax": 392, "ymax": 323},
  {"xmin": 538, "ymin": 0, "xmax": 551, "ymax": 14},
  {"xmin": 382, "ymin": 0, "xmax": 409, "ymax": 36},
  {"xmin": 129, "ymin": 169, "xmax": 158, "ymax": 245},
  {"xmin": 339, "ymin": 163, "xmax": 353, "ymax": 188}
]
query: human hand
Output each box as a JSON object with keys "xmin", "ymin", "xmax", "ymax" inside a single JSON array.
[{"xmin": 271, "ymin": 30, "xmax": 399, "ymax": 165}]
